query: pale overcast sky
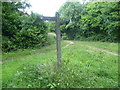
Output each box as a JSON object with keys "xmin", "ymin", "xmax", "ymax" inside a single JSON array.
[{"xmin": 27, "ymin": 0, "xmax": 83, "ymax": 16}]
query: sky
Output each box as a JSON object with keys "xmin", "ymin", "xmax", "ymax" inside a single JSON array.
[{"xmin": 26, "ymin": 0, "xmax": 83, "ymax": 16}]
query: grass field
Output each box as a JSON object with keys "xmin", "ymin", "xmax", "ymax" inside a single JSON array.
[{"xmin": 2, "ymin": 40, "xmax": 119, "ymax": 88}]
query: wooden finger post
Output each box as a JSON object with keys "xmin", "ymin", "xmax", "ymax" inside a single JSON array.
[{"xmin": 42, "ymin": 12, "xmax": 70, "ymax": 71}]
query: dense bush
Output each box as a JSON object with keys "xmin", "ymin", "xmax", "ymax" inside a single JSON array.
[
  {"xmin": 15, "ymin": 13, "xmax": 47, "ymax": 49},
  {"xmin": 2, "ymin": 2, "xmax": 48, "ymax": 52}
]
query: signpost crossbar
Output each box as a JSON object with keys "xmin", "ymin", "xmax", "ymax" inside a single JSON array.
[{"xmin": 42, "ymin": 16, "xmax": 56, "ymax": 21}]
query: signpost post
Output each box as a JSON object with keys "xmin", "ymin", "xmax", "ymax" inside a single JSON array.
[
  {"xmin": 42, "ymin": 12, "xmax": 70, "ymax": 71},
  {"xmin": 55, "ymin": 12, "xmax": 62, "ymax": 71}
]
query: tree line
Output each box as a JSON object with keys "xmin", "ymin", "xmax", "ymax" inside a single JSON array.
[
  {"xmin": 58, "ymin": 1, "xmax": 120, "ymax": 42},
  {"xmin": 2, "ymin": 1, "xmax": 120, "ymax": 52}
]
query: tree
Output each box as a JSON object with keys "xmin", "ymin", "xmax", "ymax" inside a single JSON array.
[
  {"xmin": 2, "ymin": 2, "xmax": 48, "ymax": 52},
  {"xmin": 16, "ymin": 12, "xmax": 47, "ymax": 48},
  {"xmin": 59, "ymin": 1, "xmax": 119, "ymax": 42},
  {"xmin": 2, "ymin": 2, "xmax": 28, "ymax": 51},
  {"xmin": 81, "ymin": 2, "xmax": 120, "ymax": 42},
  {"xmin": 59, "ymin": 2, "xmax": 83, "ymax": 39}
]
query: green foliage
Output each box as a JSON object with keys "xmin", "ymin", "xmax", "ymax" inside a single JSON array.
[
  {"xmin": 59, "ymin": 2, "xmax": 119, "ymax": 42},
  {"xmin": 15, "ymin": 12, "xmax": 47, "ymax": 49},
  {"xmin": 80, "ymin": 2, "xmax": 119, "ymax": 42},
  {"xmin": 59, "ymin": 2, "xmax": 83, "ymax": 40},
  {"xmin": 45, "ymin": 34, "xmax": 55, "ymax": 45},
  {"xmin": 46, "ymin": 21, "xmax": 56, "ymax": 32},
  {"xmin": 2, "ymin": 36, "xmax": 15, "ymax": 52},
  {"xmin": 2, "ymin": 2, "xmax": 48, "ymax": 52}
]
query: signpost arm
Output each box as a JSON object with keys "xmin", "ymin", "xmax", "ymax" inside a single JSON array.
[{"xmin": 55, "ymin": 12, "xmax": 62, "ymax": 71}]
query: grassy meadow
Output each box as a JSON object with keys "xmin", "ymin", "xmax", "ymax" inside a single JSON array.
[{"xmin": 2, "ymin": 40, "xmax": 118, "ymax": 88}]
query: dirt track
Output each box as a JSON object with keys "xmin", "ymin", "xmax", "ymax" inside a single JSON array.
[{"xmin": 86, "ymin": 45, "xmax": 120, "ymax": 56}]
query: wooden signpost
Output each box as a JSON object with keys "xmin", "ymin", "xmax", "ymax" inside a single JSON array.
[{"xmin": 42, "ymin": 12, "xmax": 70, "ymax": 71}]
